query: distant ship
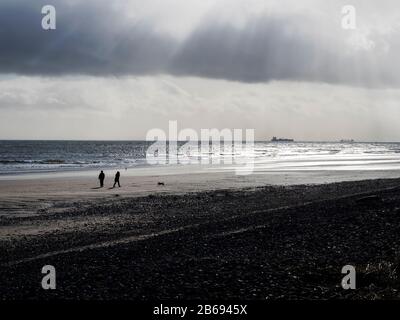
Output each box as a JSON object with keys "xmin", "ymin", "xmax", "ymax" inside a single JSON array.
[
  {"xmin": 339, "ymin": 139, "xmax": 355, "ymax": 143},
  {"xmin": 271, "ymin": 136, "xmax": 294, "ymax": 142}
]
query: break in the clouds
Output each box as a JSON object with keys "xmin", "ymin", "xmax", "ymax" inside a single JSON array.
[
  {"xmin": 1, "ymin": 75, "xmax": 400, "ymax": 141},
  {"xmin": 1, "ymin": 0, "xmax": 400, "ymax": 86}
]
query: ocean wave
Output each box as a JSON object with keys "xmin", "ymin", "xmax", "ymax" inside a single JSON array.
[
  {"xmin": 0, "ymin": 159, "xmax": 66, "ymax": 165},
  {"xmin": 2, "ymin": 141, "xmax": 400, "ymax": 175}
]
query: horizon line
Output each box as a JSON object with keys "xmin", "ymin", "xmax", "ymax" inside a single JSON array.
[{"xmin": 1, "ymin": 139, "xmax": 400, "ymax": 144}]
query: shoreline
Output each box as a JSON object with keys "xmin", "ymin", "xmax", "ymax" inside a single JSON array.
[
  {"xmin": 1, "ymin": 177, "xmax": 400, "ymax": 299},
  {"xmin": 2, "ymin": 168, "xmax": 400, "ymax": 219}
]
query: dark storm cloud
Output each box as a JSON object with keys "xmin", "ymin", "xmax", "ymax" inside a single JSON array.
[
  {"xmin": 0, "ymin": 0, "xmax": 175, "ymax": 75},
  {"xmin": 0, "ymin": 0, "xmax": 398, "ymax": 86},
  {"xmin": 170, "ymin": 15, "xmax": 398, "ymax": 86},
  {"xmin": 171, "ymin": 17, "xmax": 327, "ymax": 83}
]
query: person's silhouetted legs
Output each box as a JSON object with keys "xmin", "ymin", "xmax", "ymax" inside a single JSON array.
[{"xmin": 113, "ymin": 181, "xmax": 121, "ymax": 188}]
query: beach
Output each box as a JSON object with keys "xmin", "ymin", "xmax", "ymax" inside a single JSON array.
[{"xmin": 2, "ymin": 169, "xmax": 400, "ymax": 300}]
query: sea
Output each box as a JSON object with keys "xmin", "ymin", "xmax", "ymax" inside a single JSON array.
[{"xmin": 1, "ymin": 140, "xmax": 400, "ymax": 177}]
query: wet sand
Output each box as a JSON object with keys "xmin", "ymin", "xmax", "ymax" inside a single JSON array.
[
  {"xmin": 1, "ymin": 174, "xmax": 400, "ymax": 300},
  {"xmin": 1, "ymin": 167, "xmax": 400, "ymax": 218}
]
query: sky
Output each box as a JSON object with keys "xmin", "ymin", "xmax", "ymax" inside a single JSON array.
[{"xmin": 0, "ymin": 0, "xmax": 400, "ymax": 141}]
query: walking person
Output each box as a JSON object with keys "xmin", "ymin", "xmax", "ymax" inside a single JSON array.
[
  {"xmin": 113, "ymin": 171, "xmax": 121, "ymax": 188},
  {"xmin": 98, "ymin": 170, "xmax": 105, "ymax": 188}
]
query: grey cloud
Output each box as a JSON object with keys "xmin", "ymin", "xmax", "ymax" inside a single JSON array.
[
  {"xmin": 0, "ymin": 0, "xmax": 399, "ymax": 87},
  {"xmin": 171, "ymin": 16, "xmax": 324, "ymax": 83},
  {"xmin": 0, "ymin": 0, "xmax": 175, "ymax": 75},
  {"xmin": 170, "ymin": 15, "xmax": 399, "ymax": 87}
]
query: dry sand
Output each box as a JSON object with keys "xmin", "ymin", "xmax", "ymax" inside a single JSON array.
[{"xmin": 1, "ymin": 167, "xmax": 400, "ymax": 218}]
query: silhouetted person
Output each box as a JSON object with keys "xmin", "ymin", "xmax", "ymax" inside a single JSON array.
[
  {"xmin": 113, "ymin": 171, "xmax": 121, "ymax": 188},
  {"xmin": 98, "ymin": 170, "xmax": 105, "ymax": 188}
]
